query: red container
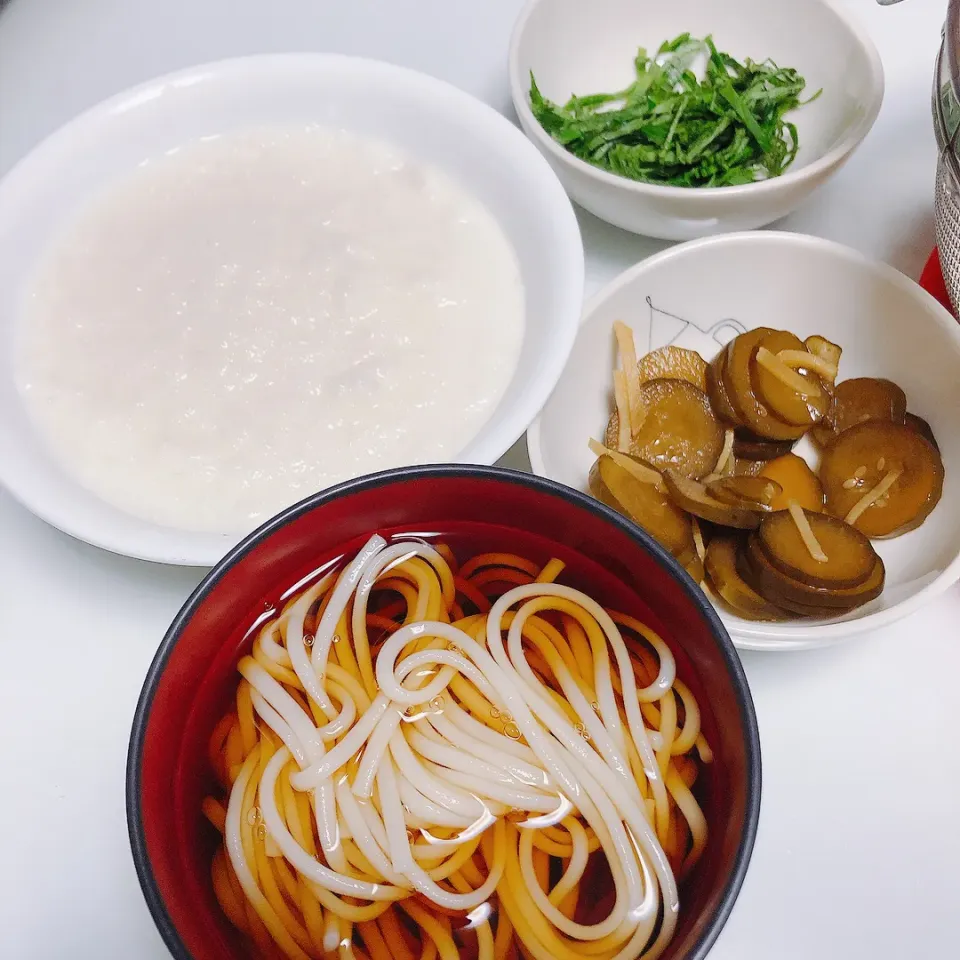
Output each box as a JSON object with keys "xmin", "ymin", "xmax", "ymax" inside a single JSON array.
[
  {"xmin": 919, "ymin": 248, "xmax": 955, "ymax": 317},
  {"xmin": 127, "ymin": 465, "xmax": 761, "ymax": 960}
]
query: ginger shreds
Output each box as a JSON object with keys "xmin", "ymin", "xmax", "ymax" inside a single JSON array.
[
  {"xmin": 712, "ymin": 428, "xmax": 735, "ymax": 476},
  {"xmin": 588, "ymin": 439, "xmax": 664, "ymax": 489},
  {"xmin": 612, "ymin": 370, "xmax": 632, "ymax": 452},
  {"xmin": 776, "ymin": 348, "xmax": 839, "ymax": 383},
  {"xmin": 787, "ymin": 500, "xmax": 828, "ymax": 563},
  {"xmin": 613, "ymin": 321, "xmax": 645, "ymax": 437},
  {"xmin": 844, "ymin": 468, "xmax": 903, "ymax": 526},
  {"xmin": 630, "ymin": 393, "xmax": 647, "ymax": 436},
  {"xmin": 691, "ymin": 518, "xmax": 706, "ymax": 563},
  {"xmin": 724, "ymin": 447, "xmax": 737, "ymax": 476},
  {"xmin": 755, "ymin": 346, "xmax": 821, "ymax": 397}
]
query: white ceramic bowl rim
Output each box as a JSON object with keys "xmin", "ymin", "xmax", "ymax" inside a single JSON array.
[
  {"xmin": 527, "ymin": 231, "xmax": 960, "ymax": 651},
  {"xmin": 0, "ymin": 53, "xmax": 585, "ymax": 566},
  {"xmin": 508, "ymin": 0, "xmax": 885, "ymax": 199}
]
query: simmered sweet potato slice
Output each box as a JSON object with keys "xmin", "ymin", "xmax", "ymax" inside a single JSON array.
[
  {"xmin": 732, "ymin": 429, "xmax": 796, "ymax": 462},
  {"xmin": 635, "ymin": 346, "xmax": 709, "ymax": 393},
  {"xmin": 757, "ymin": 508, "xmax": 877, "ymax": 589},
  {"xmin": 707, "ymin": 476, "xmax": 781, "ymax": 509},
  {"xmin": 663, "ymin": 470, "xmax": 763, "ymax": 530},
  {"xmin": 758, "ymin": 454, "xmax": 824, "ymax": 512},
  {"xmin": 739, "ymin": 536, "xmax": 884, "ymax": 612},
  {"xmin": 706, "ymin": 349, "xmax": 740, "ymax": 426},
  {"xmin": 819, "ymin": 420, "xmax": 944, "ymax": 537},
  {"xmin": 704, "ymin": 537, "xmax": 789, "ymax": 621},
  {"xmin": 723, "ymin": 330, "xmax": 807, "ymax": 441},
  {"xmin": 589, "ymin": 455, "xmax": 693, "ymax": 556},
  {"xmin": 904, "ymin": 412, "xmax": 939, "ymax": 452},
  {"xmin": 812, "ymin": 377, "xmax": 907, "ymax": 447},
  {"xmin": 752, "ymin": 330, "xmax": 829, "ymax": 427},
  {"xmin": 606, "ymin": 379, "xmax": 724, "ymax": 478}
]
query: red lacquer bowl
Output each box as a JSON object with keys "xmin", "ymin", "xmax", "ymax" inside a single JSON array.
[{"xmin": 126, "ymin": 465, "xmax": 761, "ymax": 960}]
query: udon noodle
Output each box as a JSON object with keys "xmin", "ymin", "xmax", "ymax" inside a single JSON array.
[{"xmin": 203, "ymin": 535, "xmax": 711, "ymax": 960}]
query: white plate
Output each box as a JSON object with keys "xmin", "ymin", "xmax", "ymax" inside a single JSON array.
[
  {"xmin": 528, "ymin": 232, "xmax": 960, "ymax": 650},
  {"xmin": 0, "ymin": 54, "xmax": 584, "ymax": 566}
]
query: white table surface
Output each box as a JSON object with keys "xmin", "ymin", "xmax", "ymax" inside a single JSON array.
[{"xmin": 1, "ymin": 1, "xmax": 958, "ymax": 958}]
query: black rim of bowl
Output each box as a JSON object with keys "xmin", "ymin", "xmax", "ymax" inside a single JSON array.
[{"xmin": 126, "ymin": 463, "xmax": 762, "ymax": 960}]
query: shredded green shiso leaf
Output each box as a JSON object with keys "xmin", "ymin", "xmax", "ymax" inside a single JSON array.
[{"xmin": 529, "ymin": 33, "xmax": 821, "ymax": 188}]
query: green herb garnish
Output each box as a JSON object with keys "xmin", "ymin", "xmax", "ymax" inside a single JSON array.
[{"xmin": 529, "ymin": 33, "xmax": 821, "ymax": 188}]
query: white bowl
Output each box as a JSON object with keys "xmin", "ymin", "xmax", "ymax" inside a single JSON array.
[
  {"xmin": 509, "ymin": 0, "xmax": 884, "ymax": 240},
  {"xmin": 0, "ymin": 55, "xmax": 584, "ymax": 566},
  {"xmin": 527, "ymin": 232, "xmax": 960, "ymax": 651}
]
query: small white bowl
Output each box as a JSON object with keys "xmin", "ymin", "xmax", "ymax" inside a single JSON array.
[
  {"xmin": 0, "ymin": 55, "xmax": 584, "ymax": 566},
  {"xmin": 509, "ymin": 0, "xmax": 884, "ymax": 240},
  {"xmin": 527, "ymin": 232, "xmax": 960, "ymax": 651}
]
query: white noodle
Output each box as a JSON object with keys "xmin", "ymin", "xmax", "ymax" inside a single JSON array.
[
  {"xmin": 377, "ymin": 617, "xmax": 653, "ymax": 945},
  {"xmin": 424, "ymin": 712, "xmax": 551, "ymax": 788},
  {"xmin": 224, "ymin": 750, "xmax": 313, "ymax": 960},
  {"xmin": 388, "ymin": 729, "xmax": 492, "ymax": 819},
  {"xmin": 212, "ymin": 535, "xmax": 707, "ymax": 960},
  {"xmin": 333, "ymin": 779, "xmax": 408, "ymax": 886},
  {"xmin": 258, "ymin": 747, "xmax": 404, "ymax": 901},
  {"xmin": 310, "ymin": 535, "xmax": 388, "ymax": 714},
  {"xmin": 351, "ymin": 710, "xmax": 403, "ymax": 799}
]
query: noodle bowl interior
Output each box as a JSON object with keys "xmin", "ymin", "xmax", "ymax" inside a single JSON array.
[{"xmin": 200, "ymin": 532, "xmax": 717, "ymax": 960}]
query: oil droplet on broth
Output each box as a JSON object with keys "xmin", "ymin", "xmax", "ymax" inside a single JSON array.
[
  {"xmin": 400, "ymin": 704, "xmax": 423, "ymax": 722},
  {"xmin": 503, "ymin": 722, "xmax": 521, "ymax": 741}
]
